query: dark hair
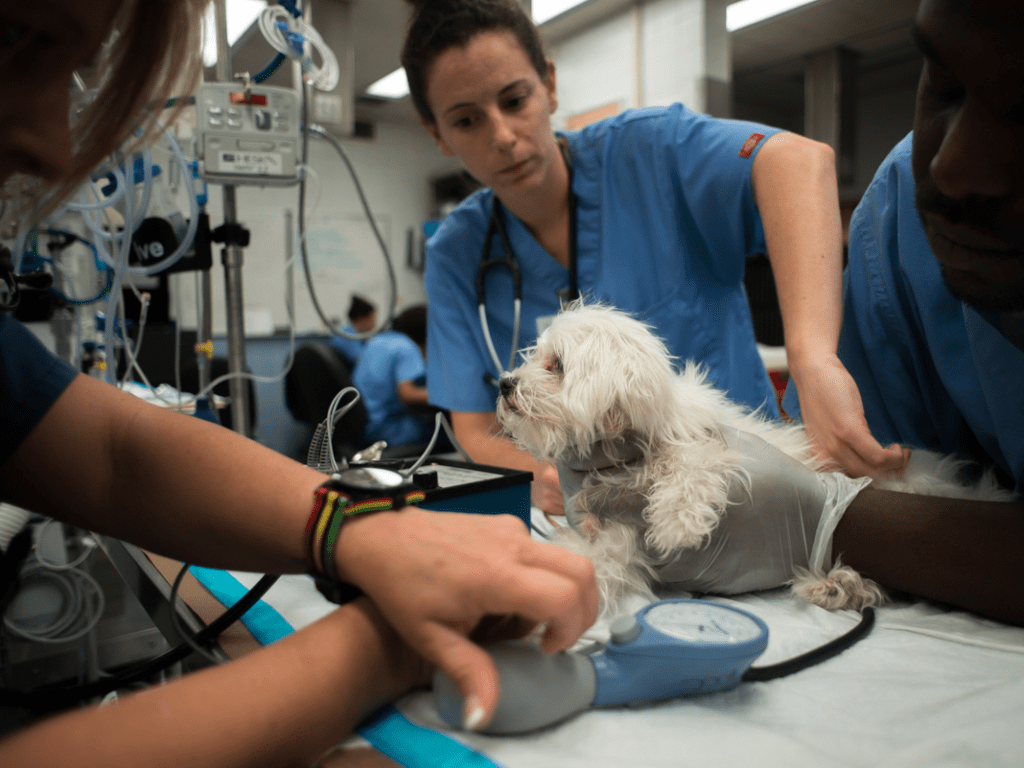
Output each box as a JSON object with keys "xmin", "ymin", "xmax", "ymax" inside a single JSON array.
[
  {"xmin": 393, "ymin": 304, "xmax": 427, "ymax": 348},
  {"xmin": 401, "ymin": 0, "xmax": 547, "ymax": 124},
  {"xmin": 347, "ymin": 295, "xmax": 376, "ymax": 322},
  {"xmin": 15, "ymin": 0, "xmax": 207, "ymax": 223}
]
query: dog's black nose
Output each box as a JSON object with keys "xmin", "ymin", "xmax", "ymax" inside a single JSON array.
[{"xmin": 499, "ymin": 374, "xmax": 517, "ymax": 399}]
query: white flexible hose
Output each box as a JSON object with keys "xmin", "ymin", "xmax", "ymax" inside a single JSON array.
[
  {"xmin": 257, "ymin": 5, "xmax": 339, "ymax": 91},
  {"xmin": 0, "ymin": 503, "xmax": 31, "ymax": 553}
]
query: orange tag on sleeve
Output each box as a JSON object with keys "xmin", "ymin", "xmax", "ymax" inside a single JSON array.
[{"xmin": 739, "ymin": 133, "xmax": 765, "ymax": 158}]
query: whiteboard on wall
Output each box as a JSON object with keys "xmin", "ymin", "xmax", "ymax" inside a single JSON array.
[{"xmin": 297, "ymin": 209, "xmax": 395, "ymax": 332}]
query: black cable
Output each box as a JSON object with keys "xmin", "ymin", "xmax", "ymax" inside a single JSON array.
[
  {"xmin": 741, "ymin": 607, "xmax": 875, "ymax": 682},
  {"xmin": 297, "ymin": 112, "xmax": 398, "ymax": 340},
  {"xmin": 169, "ymin": 563, "xmax": 225, "ymax": 665},
  {"xmin": 0, "ymin": 573, "xmax": 279, "ymax": 710}
]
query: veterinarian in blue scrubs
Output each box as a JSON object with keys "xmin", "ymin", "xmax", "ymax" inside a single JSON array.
[
  {"xmin": 401, "ymin": 0, "xmax": 903, "ymax": 513},
  {"xmin": 783, "ymin": 135, "xmax": 1024, "ymax": 492},
  {"xmin": 720, "ymin": 0, "xmax": 1024, "ymax": 627}
]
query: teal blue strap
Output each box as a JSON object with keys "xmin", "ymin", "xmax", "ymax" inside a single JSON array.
[
  {"xmin": 360, "ymin": 704, "xmax": 506, "ymax": 768},
  {"xmin": 187, "ymin": 568, "xmax": 504, "ymax": 768},
  {"xmin": 190, "ymin": 566, "xmax": 294, "ymax": 645}
]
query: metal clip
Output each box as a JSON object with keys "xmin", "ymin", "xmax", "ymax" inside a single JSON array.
[{"xmin": 351, "ymin": 441, "xmax": 388, "ymax": 464}]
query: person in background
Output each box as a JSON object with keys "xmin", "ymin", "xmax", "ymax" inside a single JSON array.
[
  {"xmin": 330, "ymin": 294, "xmax": 377, "ymax": 368},
  {"xmin": 353, "ymin": 304, "xmax": 436, "ymax": 449},
  {"xmin": 400, "ymin": 0, "xmax": 906, "ymax": 518},
  {"xmin": 0, "ymin": 0, "xmax": 598, "ymax": 763}
]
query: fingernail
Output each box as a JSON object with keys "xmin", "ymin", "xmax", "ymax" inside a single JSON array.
[{"xmin": 463, "ymin": 696, "xmax": 486, "ymax": 731}]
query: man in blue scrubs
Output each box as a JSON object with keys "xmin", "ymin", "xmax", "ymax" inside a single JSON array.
[
  {"xmin": 616, "ymin": 0, "xmax": 1024, "ymax": 626},
  {"xmin": 783, "ymin": 0, "xmax": 1024, "ymax": 493}
]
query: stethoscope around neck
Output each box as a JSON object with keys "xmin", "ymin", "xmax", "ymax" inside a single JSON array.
[{"xmin": 477, "ymin": 136, "xmax": 579, "ymax": 387}]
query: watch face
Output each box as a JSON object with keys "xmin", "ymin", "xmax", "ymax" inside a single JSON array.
[
  {"xmin": 643, "ymin": 601, "xmax": 764, "ymax": 645},
  {"xmin": 335, "ymin": 466, "xmax": 406, "ymax": 490}
]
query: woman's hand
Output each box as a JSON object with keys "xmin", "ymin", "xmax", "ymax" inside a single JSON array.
[
  {"xmin": 333, "ymin": 508, "xmax": 598, "ymax": 730},
  {"xmin": 789, "ymin": 353, "xmax": 909, "ymax": 478}
]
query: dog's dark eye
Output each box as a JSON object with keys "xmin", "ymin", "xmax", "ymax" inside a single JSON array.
[{"xmin": 545, "ymin": 355, "xmax": 563, "ymax": 375}]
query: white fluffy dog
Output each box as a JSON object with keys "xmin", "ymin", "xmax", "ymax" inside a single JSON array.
[{"xmin": 496, "ymin": 302, "xmax": 1016, "ymax": 614}]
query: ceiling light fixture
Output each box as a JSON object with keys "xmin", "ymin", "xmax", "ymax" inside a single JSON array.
[
  {"xmin": 365, "ymin": 68, "xmax": 411, "ymax": 100},
  {"xmin": 202, "ymin": 0, "xmax": 268, "ymax": 68},
  {"xmin": 726, "ymin": 0, "xmax": 820, "ymax": 32},
  {"xmin": 532, "ymin": 0, "xmax": 587, "ymax": 25}
]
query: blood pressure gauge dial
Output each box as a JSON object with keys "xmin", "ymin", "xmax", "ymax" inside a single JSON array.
[
  {"xmin": 433, "ymin": 599, "xmax": 770, "ymax": 734},
  {"xmin": 592, "ymin": 599, "xmax": 769, "ymax": 707}
]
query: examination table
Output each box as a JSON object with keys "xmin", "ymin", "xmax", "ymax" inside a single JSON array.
[{"xmin": 154, "ymin": 507, "xmax": 1024, "ymax": 768}]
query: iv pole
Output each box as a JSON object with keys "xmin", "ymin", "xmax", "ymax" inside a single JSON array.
[{"xmin": 211, "ymin": 0, "xmax": 253, "ymax": 437}]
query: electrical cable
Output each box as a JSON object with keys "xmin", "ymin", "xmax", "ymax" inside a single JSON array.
[
  {"xmin": 876, "ymin": 622, "xmax": 1024, "ymax": 655},
  {"xmin": 3, "ymin": 546, "xmax": 106, "ymax": 646},
  {"xmin": 31, "ymin": 520, "xmax": 96, "ymax": 572},
  {"xmin": 300, "ymin": 120, "xmax": 398, "ymax": 341},
  {"xmin": 0, "ymin": 573, "xmax": 280, "ymax": 710},
  {"xmin": 741, "ymin": 607, "xmax": 875, "ymax": 681},
  {"xmin": 169, "ymin": 563, "xmax": 224, "ymax": 665},
  {"xmin": 307, "ymin": 386, "xmax": 363, "ymax": 473},
  {"xmin": 399, "ymin": 412, "xmax": 473, "ymax": 479}
]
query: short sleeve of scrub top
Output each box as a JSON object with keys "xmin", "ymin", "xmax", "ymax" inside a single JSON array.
[
  {"xmin": 1, "ymin": 313, "xmax": 79, "ymax": 468},
  {"xmin": 782, "ymin": 132, "xmax": 1024, "ymax": 490},
  {"xmin": 425, "ymin": 102, "xmax": 781, "ymax": 417}
]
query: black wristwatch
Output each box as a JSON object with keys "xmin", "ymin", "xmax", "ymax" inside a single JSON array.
[{"xmin": 310, "ymin": 465, "xmax": 424, "ymax": 605}]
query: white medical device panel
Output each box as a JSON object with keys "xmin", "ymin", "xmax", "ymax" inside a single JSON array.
[{"xmin": 195, "ymin": 82, "xmax": 301, "ymax": 187}]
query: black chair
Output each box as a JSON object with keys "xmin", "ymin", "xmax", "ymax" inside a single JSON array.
[{"xmin": 284, "ymin": 342, "xmax": 369, "ymax": 458}]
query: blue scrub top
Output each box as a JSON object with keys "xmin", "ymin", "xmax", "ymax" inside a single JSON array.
[
  {"xmin": 1, "ymin": 313, "xmax": 78, "ymax": 468},
  {"xmin": 329, "ymin": 323, "xmax": 367, "ymax": 367},
  {"xmin": 353, "ymin": 330, "xmax": 431, "ymax": 448},
  {"xmin": 425, "ymin": 103, "xmax": 780, "ymax": 418},
  {"xmin": 783, "ymin": 133, "xmax": 1024, "ymax": 491}
]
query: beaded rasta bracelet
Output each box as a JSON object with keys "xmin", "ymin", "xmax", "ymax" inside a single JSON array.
[{"xmin": 303, "ymin": 474, "xmax": 425, "ymax": 603}]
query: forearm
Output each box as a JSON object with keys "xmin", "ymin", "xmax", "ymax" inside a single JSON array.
[
  {"xmin": 752, "ymin": 133, "xmax": 844, "ymax": 370},
  {"xmin": 833, "ymin": 488, "xmax": 1024, "ymax": 625},
  {"xmin": 397, "ymin": 382, "xmax": 430, "ymax": 407},
  {"xmin": 450, "ymin": 410, "xmax": 539, "ymax": 473},
  {"xmin": 0, "ymin": 600, "xmax": 424, "ymax": 768},
  {"xmin": 2, "ymin": 375, "xmax": 324, "ymax": 573},
  {"xmin": 449, "ymin": 410, "xmax": 562, "ymax": 513}
]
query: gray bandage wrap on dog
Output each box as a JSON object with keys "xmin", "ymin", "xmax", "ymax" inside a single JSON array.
[
  {"xmin": 556, "ymin": 438, "xmax": 645, "ymax": 530},
  {"xmin": 809, "ymin": 472, "xmax": 873, "ymax": 572}
]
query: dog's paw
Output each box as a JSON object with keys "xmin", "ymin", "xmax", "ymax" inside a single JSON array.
[{"xmin": 790, "ymin": 563, "xmax": 887, "ymax": 611}]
